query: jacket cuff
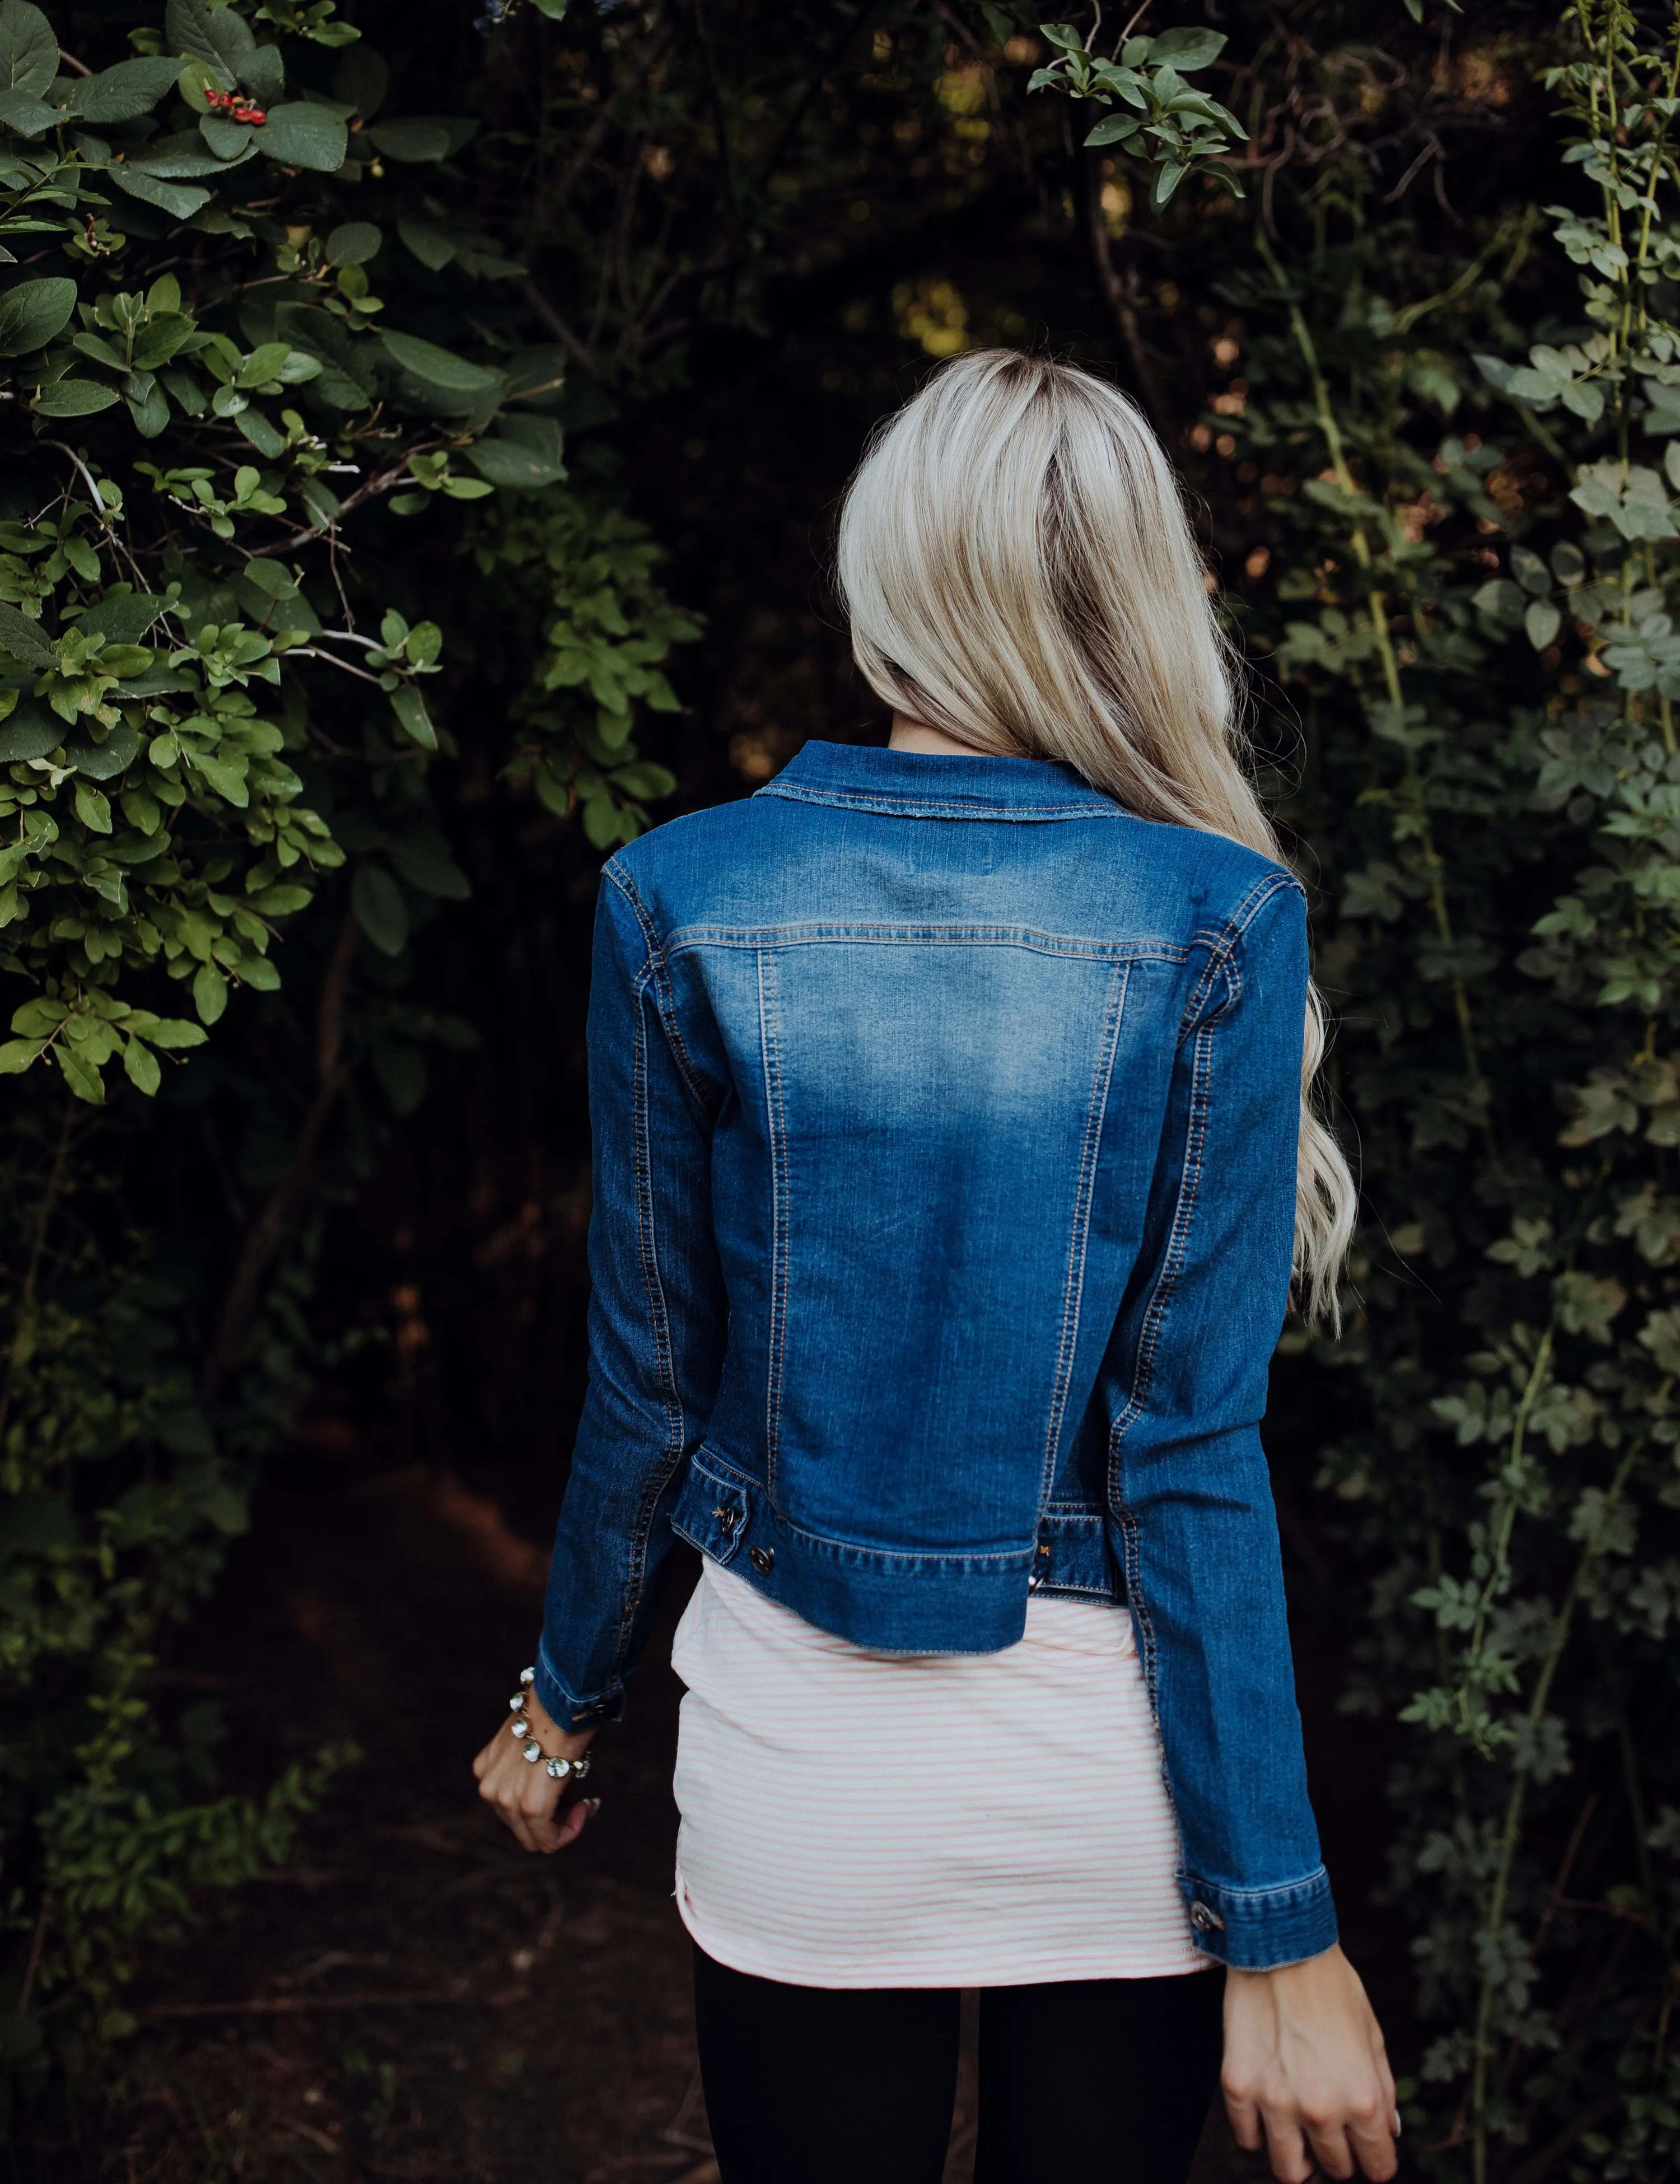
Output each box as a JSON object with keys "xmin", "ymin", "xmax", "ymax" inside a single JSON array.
[
  {"xmin": 533, "ymin": 1644, "xmax": 624, "ymax": 1734},
  {"xmin": 1178, "ymin": 1866, "xmax": 1338, "ymax": 1970}
]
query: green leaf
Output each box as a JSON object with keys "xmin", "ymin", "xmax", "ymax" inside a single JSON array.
[
  {"xmin": 127, "ymin": 374, "xmax": 170, "ymax": 437},
  {"xmin": 351, "ymin": 861, "xmax": 408, "ymax": 955},
  {"xmin": 1149, "ymin": 158, "xmax": 1189, "ymax": 211},
  {"xmin": 192, "ymin": 962, "xmax": 227, "ymax": 1024},
  {"xmin": 236, "ymin": 340, "xmax": 291, "ymax": 388},
  {"xmin": 199, "ymin": 110, "xmax": 252, "ymax": 157},
  {"xmin": 397, "ymin": 214, "xmax": 456, "ymax": 271},
  {"xmin": 246, "ymin": 882, "xmax": 311, "ymax": 914},
  {"xmin": 389, "ymin": 684, "xmax": 436, "ymax": 750},
  {"xmin": 0, "ymin": 1036, "xmax": 46, "ymax": 1073},
  {"xmin": 166, "ymin": 0, "xmax": 254, "ymax": 77},
  {"xmin": 0, "ymin": 0, "xmax": 59, "ymax": 97},
  {"xmin": 73, "ymin": 780, "xmax": 111, "ymax": 832},
  {"xmin": 123, "ymin": 1037, "xmax": 161, "ymax": 1095},
  {"xmin": 272, "ymin": 302, "xmax": 374, "ymax": 409},
  {"xmin": 463, "ymin": 416, "xmax": 564, "ymax": 489},
  {"xmin": 55, "ymin": 1044, "xmax": 104, "ymax": 1103},
  {"xmin": 63, "ymin": 722, "xmax": 141, "ymax": 780},
  {"xmin": 0, "ymin": 701, "xmax": 60, "ymax": 757},
  {"xmin": 193, "ymin": 751, "xmax": 249, "ymax": 806},
  {"xmin": 530, "ymin": 0, "xmax": 568, "ymax": 16},
  {"xmin": 32, "ymin": 376, "xmax": 123, "ymax": 418},
  {"xmin": 241, "ymin": 558, "xmax": 297, "ymax": 601},
  {"xmin": 244, "ymin": 40, "xmax": 282, "ymax": 104},
  {"xmin": 366, "ymin": 115, "xmax": 452, "ymax": 162},
  {"xmin": 236, "ymin": 406, "xmax": 287, "ymax": 458},
  {"xmin": 1082, "ymin": 113, "xmax": 1142, "ymax": 147},
  {"xmin": 254, "ymin": 102, "xmax": 348, "ymax": 173},
  {"xmin": 388, "ymin": 827, "xmax": 469, "ymax": 899},
  {"xmin": 1142, "ymin": 27, "xmax": 1227, "ymax": 71},
  {"xmin": 0, "ymin": 276, "xmax": 77, "ymax": 357},
  {"xmin": 106, "ymin": 166, "xmax": 213, "ymax": 220},
  {"xmin": 380, "ymin": 328, "xmax": 501, "ymax": 394},
  {"xmin": 128, "ymin": 127, "xmax": 248, "ymax": 178},
  {"xmin": 610, "ymin": 762, "xmax": 676, "ymax": 801},
  {"xmin": 325, "ymin": 220, "xmax": 381, "ymax": 265},
  {"xmin": 332, "ymin": 43, "xmax": 388, "ymax": 118},
  {"xmin": 147, "ymin": 1016, "xmax": 207, "ymax": 1049},
  {"xmin": 71, "ymin": 56, "xmax": 187, "ymax": 124},
  {"xmin": 78, "ymin": 594, "xmax": 166, "ymax": 645},
  {"xmin": 0, "ymin": 602, "xmax": 55, "ymax": 667},
  {"xmin": 0, "ymin": 86, "xmax": 55, "ymax": 132}
]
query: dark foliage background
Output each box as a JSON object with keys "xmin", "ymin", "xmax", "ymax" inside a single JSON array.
[{"xmin": 5, "ymin": 1, "xmax": 1679, "ymax": 2179}]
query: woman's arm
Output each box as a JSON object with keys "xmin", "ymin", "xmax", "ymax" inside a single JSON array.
[
  {"xmin": 531, "ymin": 862, "xmax": 728, "ymax": 1733},
  {"xmin": 473, "ymin": 860, "xmax": 727, "ymax": 1850},
  {"xmin": 473, "ymin": 1686, "xmax": 599, "ymax": 1854},
  {"xmin": 1106, "ymin": 874, "xmax": 1332, "ymax": 1963},
  {"xmin": 1106, "ymin": 875, "xmax": 1397, "ymax": 2172},
  {"xmin": 1224, "ymin": 1947, "xmax": 1399, "ymax": 2182}
]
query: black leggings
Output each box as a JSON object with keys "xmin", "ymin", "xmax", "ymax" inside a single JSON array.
[{"xmin": 693, "ymin": 1945, "xmax": 1225, "ymax": 2184}]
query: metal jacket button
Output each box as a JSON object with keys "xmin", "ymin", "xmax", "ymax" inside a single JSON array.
[
  {"xmin": 749, "ymin": 1545, "xmax": 774, "ymax": 1575},
  {"xmin": 1188, "ymin": 1901, "xmax": 1225, "ymax": 1934}
]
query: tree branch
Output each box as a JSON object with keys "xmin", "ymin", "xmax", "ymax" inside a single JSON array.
[
  {"xmin": 198, "ymin": 910, "xmax": 359, "ymax": 1411},
  {"xmin": 1081, "ymin": 150, "xmax": 1166, "ymax": 432}
]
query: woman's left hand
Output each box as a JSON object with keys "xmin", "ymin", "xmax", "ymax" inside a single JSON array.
[
  {"xmin": 472, "ymin": 1684, "xmax": 599, "ymax": 1855},
  {"xmin": 1221, "ymin": 1943, "xmax": 1399, "ymax": 2182}
]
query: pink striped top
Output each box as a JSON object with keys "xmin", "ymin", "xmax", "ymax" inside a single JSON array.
[{"xmin": 670, "ymin": 1558, "xmax": 1208, "ymax": 1989}]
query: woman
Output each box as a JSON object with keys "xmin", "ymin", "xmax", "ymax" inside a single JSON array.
[{"xmin": 474, "ymin": 349, "xmax": 1398, "ymax": 2184}]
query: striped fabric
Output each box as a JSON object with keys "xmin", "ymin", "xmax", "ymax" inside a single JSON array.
[{"xmin": 670, "ymin": 1559, "xmax": 1210, "ymax": 1989}]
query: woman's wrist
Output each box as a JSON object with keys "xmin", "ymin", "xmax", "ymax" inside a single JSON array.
[
  {"xmin": 508, "ymin": 1669, "xmax": 598, "ymax": 1772},
  {"xmin": 1226, "ymin": 1942, "xmax": 1346, "ymax": 1987}
]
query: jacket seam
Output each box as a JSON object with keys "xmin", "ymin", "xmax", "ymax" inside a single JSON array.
[
  {"xmin": 605, "ymin": 962, "xmax": 692, "ymax": 1683},
  {"xmin": 687, "ymin": 1462, "xmax": 1118, "ymax": 1568},
  {"xmin": 1178, "ymin": 870, "xmax": 1304, "ymax": 1038},
  {"xmin": 1035, "ymin": 959, "xmax": 1129, "ymax": 1518},
  {"xmin": 757, "ymin": 948, "xmax": 791, "ymax": 1508},
  {"xmin": 603, "ymin": 861, "xmax": 714, "ymax": 1116},
  {"xmin": 1182, "ymin": 1865, "xmax": 1331, "ymax": 1901},
  {"xmin": 757, "ymin": 781, "xmax": 1124, "ymax": 822},
  {"xmin": 1111, "ymin": 1007, "xmax": 1217, "ymax": 1455},
  {"xmin": 665, "ymin": 922, "xmax": 1189, "ymax": 963}
]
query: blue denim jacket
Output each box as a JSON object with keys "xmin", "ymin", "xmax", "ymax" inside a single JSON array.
[{"xmin": 536, "ymin": 740, "xmax": 1336, "ymax": 1971}]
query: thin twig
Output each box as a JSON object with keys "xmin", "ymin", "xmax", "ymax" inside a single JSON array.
[
  {"xmin": 199, "ymin": 910, "xmax": 360, "ymax": 1410},
  {"xmin": 142, "ymin": 1990, "xmax": 472, "ymax": 2020},
  {"xmin": 520, "ymin": 280, "xmax": 601, "ymax": 379},
  {"xmin": 286, "ymin": 645, "xmax": 388, "ymax": 688},
  {"xmin": 17, "ymin": 1901, "xmax": 50, "ymax": 2016}
]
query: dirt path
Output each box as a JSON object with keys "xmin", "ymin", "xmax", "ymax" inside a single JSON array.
[{"xmin": 34, "ymin": 1462, "xmax": 1267, "ymax": 2183}]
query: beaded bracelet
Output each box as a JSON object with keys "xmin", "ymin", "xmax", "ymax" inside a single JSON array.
[{"xmin": 508, "ymin": 1665, "xmax": 594, "ymax": 1783}]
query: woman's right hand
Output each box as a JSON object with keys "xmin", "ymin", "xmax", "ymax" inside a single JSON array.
[
  {"xmin": 1221, "ymin": 1943, "xmax": 1399, "ymax": 2182},
  {"xmin": 472, "ymin": 1684, "xmax": 599, "ymax": 1855}
]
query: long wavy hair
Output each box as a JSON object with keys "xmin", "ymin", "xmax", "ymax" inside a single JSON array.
[{"xmin": 834, "ymin": 347, "xmax": 1355, "ymax": 1326}]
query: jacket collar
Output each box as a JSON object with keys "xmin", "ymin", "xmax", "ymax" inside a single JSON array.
[{"xmin": 758, "ymin": 740, "xmax": 1121, "ymax": 822}]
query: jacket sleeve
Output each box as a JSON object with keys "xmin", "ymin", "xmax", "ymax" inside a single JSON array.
[
  {"xmin": 1104, "ymin": 873, "xmax": 1338, "ymax": 1970},
  {"xmin": 532, "ymin": 862, "xmax": 727, "ymax": 1730}
]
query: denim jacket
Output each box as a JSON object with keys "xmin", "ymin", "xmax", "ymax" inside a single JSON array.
[{"xmin": 535, "ymin": 740, "xmax": 1336, "ymax": 1971}]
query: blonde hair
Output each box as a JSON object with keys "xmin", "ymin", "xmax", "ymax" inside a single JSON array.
[{"xmin": 834, "ymin": 347, "xmax": 1355, "ymax": 1327}]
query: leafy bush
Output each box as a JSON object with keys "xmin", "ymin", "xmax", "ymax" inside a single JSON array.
[
  {"xmin": 1220, "ymin": 7, "xmax": 1680, "ymax": 2174},
  {"xmin": 0, "ymin": 0, "xmax": 690, "ymax": 2103}
]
